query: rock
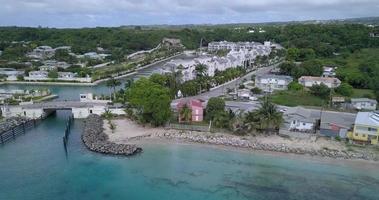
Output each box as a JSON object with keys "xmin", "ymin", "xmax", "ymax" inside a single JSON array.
[{"xmin": 82, "ymin": 115, "xmax": 142, "ymax": 156}]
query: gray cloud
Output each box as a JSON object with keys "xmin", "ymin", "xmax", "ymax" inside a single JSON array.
[{"xmin": 0, "ymin": 0, "xmax": 378, "ymax": 27}]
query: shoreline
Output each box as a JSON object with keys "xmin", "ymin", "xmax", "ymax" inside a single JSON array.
[
  {"xmin": 103, "ymin": 118, "xmax": 378, "ymax": 163},
  {"xmin": 135, "ymin": 137, "xmax": 379, "ymax": 167},
  {"xmin": 130, "ymin": 134, "xmax": 379, "ymax": 163}
]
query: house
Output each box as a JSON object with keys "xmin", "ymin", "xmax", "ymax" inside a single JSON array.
[
  {"xmin": 255, "ymin": 74, "xmax": 293, "ymax": 93},
  {"xmin": 0, "ymin": 68, "xmax": 24, "ymax": 77},
  {"xmin": 298, "ymin": 76, "xmax": 341, "ymax": 88},
  {"xmin": 281, "ymin": 107, "xmax": 318, "ymax": 134},
  {"xmin": 161, "ymin": 38, "xmax": 184, "ymax": 49},
  {"xmin": 27, "ymin": 46, "xmax": 55, "ymax": 59},
  {"xmin": 39, "ymin": 65, "xmax": 57, "ymax": 71},
  {"xmin": 237, "ymin": 89, "xmax": 252, "ymax": 100},
  {"xmin": 58, "ymin": 72, "xmax": 76, "ymax": 79},
  {"xmin": 320, "ymin": 111, "xmax": 356, "ymax": 138},
  {"xmin": 177, "ymin": 99, "xmax": 204, "ymax": 122},
  {"xmin": 80, "ymin": 93, "xmax": 111, "ymax": 104},
  {"xmin": 350, "ymin": 98, "xmax": 377, "ymax": 111},
  {"xmin": 322, "ymin": 66, "xmax": 336, "ymax": 77},
  {"xmin": 28, "ymin": 71, "xmax": 48, "ymax": 78},
  {"xmin": 348, "ymin": 111, "xmax": 379, "ymax": 145}
]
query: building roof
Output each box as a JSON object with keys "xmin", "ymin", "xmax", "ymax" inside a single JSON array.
[
  {"xmin": 299, "ymin": 76, "xmax": 341, "ymax": 84},
  {"xmin": 355, "ymin": 111, "xmax": 379, "ymax": 127},
  {"xmin": 256, "ymin": 74, "xmax": 293, "ymax": 81},
  {"xmin": 351, "ymin": 98, "xmax": 378, "ymax": 104},
  {"xmin": 177, "ymin": 99, "xmax": 203, "ymax": 109},
  {"xmin": 284, "ymin": 107, "xmax": 318, "ymax": 123},
  {"xmin": 320, "ymin": 111, "xmax": 356, "ymax": 130}
]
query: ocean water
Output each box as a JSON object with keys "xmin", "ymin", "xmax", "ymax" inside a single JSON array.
[{"xmin": 0, "ymin": 111, "xmax": 379, "ymax": 200}]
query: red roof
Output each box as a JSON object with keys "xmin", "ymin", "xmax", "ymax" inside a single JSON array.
[{"xmin": 177, "ymin": 99, "xmax": 203, "ymax": 109}]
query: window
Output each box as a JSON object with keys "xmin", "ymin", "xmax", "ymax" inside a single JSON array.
[
  {"xmin": 303, "ymin": 123, "xmax": 306, "ymax": 126},
  {"xmin": 363, "ymin": 134, "xmax": 366, "ymax": 137},
  {"xmin": 90, "ymin": 110, "xmax": 93, "ymax": 114},
  {"xmin": 355, "ymin": 133, "xmax": 358, "ymax": 137}
]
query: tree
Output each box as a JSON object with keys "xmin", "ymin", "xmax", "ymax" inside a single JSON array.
[
  {"xmin": 205, "ymin": 97, "xmax": 225, "ymax": 121},
  {"xmin": 286, "ymin": 48, "xmax": 300, "ymax": 61},
  {"xmin": 288, "ymin": 81, "xmax": 304, "ymax": 91},
  {"xmin": 125, "ymin": 78, "xmax": 171, "ymax": 126},
  {"xmin": 309, "ymin": 83, "xmax": 331, "ymax": 99},
  {"xmin": 179, "ymin": 104, "xmax": 192, "ymax": 123},
  {"xmin": 245, "ymin": 98, "xmax": 283, "ymax": 134},
  {"xmin": 251, "ymin": 87, "xmax": 262, "ymax": 95},
  {"xmin": 16, "ymin": 75, "xmax": 24, "ymax": 81},
  {"xmin": 106, "ymin": 78, "xmax": 121, "ymax": 101},
  {"xmin": 48, "ymin": 70, "xmax": 58, "ymax": 79},
  {"xmin": 335, "ymin": 83, "xmax": 353, "ymax": 97},
  {"xmin": 195, "ymin": 64, "xmax": 208, "ymax": 78}
]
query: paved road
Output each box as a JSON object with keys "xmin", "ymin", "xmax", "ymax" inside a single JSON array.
[{"xmin": 173, "ymin": 62, "xmax": 280, "ymax": 105}]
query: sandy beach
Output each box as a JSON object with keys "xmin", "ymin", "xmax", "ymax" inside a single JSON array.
[{"xmin": 102, "ymin": 118, "xmax": 378, "ymax": 162}]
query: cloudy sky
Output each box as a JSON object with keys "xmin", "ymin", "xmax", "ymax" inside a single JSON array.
[{"xmin": 0, "ymin": 0, "xmax": 378, "ymax": 28}]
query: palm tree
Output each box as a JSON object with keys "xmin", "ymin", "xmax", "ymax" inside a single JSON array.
[
  {"xmin": 243, "ymin": 98, "xmax": 283, "ymax": 134},
  {"xmin": 106, "ymin": 78, "xmax": 121, "ymax": 101},
  {"xmin": 195, "ymin": 64, "xmax": 208, "ymax": 78},
  {"xmin": 179, "ymin": 104, "xmax": 192, "ymax": 123},
  {"xmin": 254, "ymin": 98, "xmax": 283, "ymax": 134}
]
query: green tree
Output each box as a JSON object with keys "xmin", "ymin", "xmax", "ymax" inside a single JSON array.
[
  {"xmin": 106, "ymin": 78, "xmax": 121, "ymax": 101},
  {"xmin": 309, "ymin": 83, "xmax": 331, "ymax": 99},
  {"xmin": 286, "ymin": 48, "xmax": 300, "ymax": 61},
  {"xmin": 125, "ymin": 78, "xmax": 171, "ymax": 126},
  {"xmin": 288, "ymin": 81, "xmax": 304, "ymax": 91},
  {"xmin": 179, "ymin": 104, "xmax": 192, "ymax": 123},
  {"xmin": 205, "ymin": 97, "xmax": 225, "ymax": 121},
  {"xmin": 48, "ymin": 70, "xmax": 58, "ymax": 78},
  {"xmin": 245, "ymin": 98, "xmax": 283, "ymax": 134},
  {"xmin": 335, "ymin": 83, "xmax": 353, "ymax": 97}
]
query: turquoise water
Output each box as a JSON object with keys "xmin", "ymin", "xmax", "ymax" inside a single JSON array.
[{"xmin": 1, "ymin": 111, "xmax": 379, "ymax": 200}]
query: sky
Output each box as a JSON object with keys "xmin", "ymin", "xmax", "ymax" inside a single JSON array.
[{"xmin": 0, "ymin": 0, "xmax": 378, "ymax": 28}]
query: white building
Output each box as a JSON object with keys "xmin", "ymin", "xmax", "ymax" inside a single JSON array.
[
  {"xmin": 284, "ymin": 107, "xmax": 317, "ymax": 133},
  {"xmin": 29, "ymin": 71, "xmax": 48, "ymax": 78},
  {"xmin": 58, "ymin": 72, "xmax": 76, "ymax": 79},
  {"xmin": 80, "ymin": 93, "xmax": 111, "ymax": 104},
  {"xmin": 39, "ymin": 65, "xmax": 57, "ymax": 71},
  {"xmin": 351, "ymin": 98, "xmax": 377, "ymax": 111},
  {"xmin": 298, "ymin": 76, "xmax": 341, "ymax": 88},
  {"xmin": 27, "ymin": 46, "xmax": 55, "ymax": 59},
  {"xmin": 255, "ymin": 74, "xmax": 293, "ymax": 93},
  {"xmin": 322, "ymin": 66, "xmax": 336, "ymax": 77}
]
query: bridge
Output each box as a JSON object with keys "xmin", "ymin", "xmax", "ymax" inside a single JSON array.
[{"xmin": 1, "ymin": 101, "xmax": 124, "ymax": 119}]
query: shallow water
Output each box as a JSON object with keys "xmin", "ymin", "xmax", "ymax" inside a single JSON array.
[{"xmin": 0, "ymin": 111, "xmax": 379, "ymax": 200}]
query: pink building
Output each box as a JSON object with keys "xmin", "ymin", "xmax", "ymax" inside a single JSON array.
[{"xmin": 177, "ymin": 99, "xmax": 204, "ymax": 122}]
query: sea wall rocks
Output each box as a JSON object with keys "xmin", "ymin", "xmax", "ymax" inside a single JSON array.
[
  {"xmin": 153, "ymin": 131, "xmax": 377, "ymax": 161},
  {"xmin": 82, "ymin": 115, "xmax": 142, "ymax": 156}
]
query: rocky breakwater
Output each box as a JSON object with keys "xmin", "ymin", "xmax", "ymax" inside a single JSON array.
[
  {"xmin": 82, "ymin": 115, "xmax": 142, "ymax": 156},
  {"xmin": 153, "ymin": 131, "xmax": 377, "ymax": 161}
]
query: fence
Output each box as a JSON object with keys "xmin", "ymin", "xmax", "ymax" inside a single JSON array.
[
  {"xmin": 0, "ymin": 117, "xmax": 43, "ymax": 144},
  {"xmin": 166, "ymin": 123, "xmax": 211, "ymax": 132},
  {"xmin": 62, "ymin": 115, "xmax": 74, "ymax": 150}
]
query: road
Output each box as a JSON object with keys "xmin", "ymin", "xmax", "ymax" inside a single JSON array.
[{"xmin": 173, "ymin": 62, "xmax": 280, "ymax": 105}]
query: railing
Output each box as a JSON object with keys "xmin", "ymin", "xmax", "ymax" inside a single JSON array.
[{"xmin": 0, "ymin": 117, "xmax": 43, "ymax": 144}]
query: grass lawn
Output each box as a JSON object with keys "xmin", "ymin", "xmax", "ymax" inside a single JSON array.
[
  {"xmin": 270, "ymin": 90, "xmax": 326, "ymax": 107},
  {"xmin": 351, "ymin": 88, "xmax": 375, "ymax": 98}
]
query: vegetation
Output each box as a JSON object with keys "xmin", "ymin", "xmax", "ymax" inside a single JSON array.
[
  {"xmin": 205, "ymin": 97, "xmax": 226, "ymax": 121},
  {"xmin": 125, "ymin": 77, "xmax": 172, "ymax": 126},
  {"xmin": 309, "ymin": 83, "xmax": 331, "ymax": 99},
  {"xmin": 270, "ymin": 90, "xmax": 326, "ymax": 107},
  {"xmin": 244, "ymin": 98, "xmax": 283, "ymax": 134}
]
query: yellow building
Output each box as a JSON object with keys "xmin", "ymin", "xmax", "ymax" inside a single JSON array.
[{"xmin": 348, "ymin": 111, "xmax": 379, "ymax": 145}]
